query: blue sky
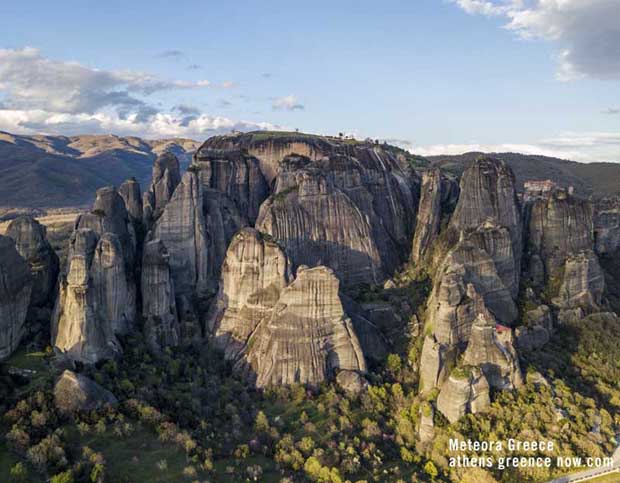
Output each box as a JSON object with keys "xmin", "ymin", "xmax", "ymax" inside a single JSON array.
[{"xmin": 0, "ymin": 0, "xmax": 619, "ymax": 161}]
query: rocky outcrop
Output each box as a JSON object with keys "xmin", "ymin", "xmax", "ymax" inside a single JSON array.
[
  {"xmin": 0, "ymin": 236, "xmax": 33, "ymax": 360},
  {"xmin": 243, "ymin": 265, "xmax": 366, "ymax": 387},
  {"xmin": 141, "ymin": 240, "xmax": 179, "ymax": 352},
  {"xmin": 53, "ymin": 370, "xmax": 117, "ymax": 414},
  {"xmin": 143, "ymin": 151, "xmax": 181, "ymax": 226},
  {"xmin": 191, "ymin": 148, "xmax": 269, "ymax": 224},
  {"xmin": 436, "ymin": 367, "xmax": 490, "ymax": 424},
  {"xmin": 594, "ymin": 197, "xmax": 620, "ymax": 256},
  {"xmin": 52, "ymin": 229, "xmax": 130, "ymax": 363},
  {"xmin": 150, "ymin": 171, "xmax": 210, "ymax": 332},
  {"xmin": 418, "ymin": 403, "xmax": 435, "ymax": 444},
  {"xmin": 411, "ymin": 169, "xmax": 459, "ymax": 266},
  {"xmin": 76, "ymin": 186, "xmax": 136, "ymax": 269},
  {"xmin": 119, "ymin": 178, "xmax": 143, "ymax": 225},
  {"xmin": 336, "ymin": 370, "xmax": 368, "ymax": 395},
  {"xmin": 209, "ymin": 228, "xmax": 366, "ymax": 387},
  {"xmin": 208, "ymin": 228, "xmax": 291, "ymax": 359},
  {"xmin": 256, "ymin": 151, "xmax": 417, "ymax": 287},
  {"xmin": 6, "ymin": 216, "xmax": 59, "ymax": 307},
  {"xmin": 524, "ymin": 190, "xmax": 605, "ymax": 318}
]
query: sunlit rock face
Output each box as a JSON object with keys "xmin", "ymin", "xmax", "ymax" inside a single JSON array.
[
  {"xmin": 52, "ymin": 229, "xmax": 121, "ymax": 364},
  {"xmin": 6, "ymin": 215, "xmax": 59, "ymax": 308},
  {"xmin": 419, "ymin": 158, "xmax": 523, "ymax": 422},
  {"xmin": 0, "ymin": 235, "xmax": 33, "ymax": 360},
  {"xmin": 524, "ymin": 189, "xmax": 605, "ymax": 318},
  {"xmin": 208, "ymin": 228, "xmax": 366, "ymax": 387}
]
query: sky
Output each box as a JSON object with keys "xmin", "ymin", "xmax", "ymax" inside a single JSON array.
[{"xmin": 0, "ymin": 0, "xmax": 619, "ymax": 162}]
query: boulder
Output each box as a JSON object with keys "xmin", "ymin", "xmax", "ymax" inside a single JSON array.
[
  {"xmin": 336, "ymin": 370, "xmax": 368, "ymax": 395},
  {"xmin": 6, "ymin": 216, "xmax": 59, "ymax": 307},
  {"xmin": 53, "ymin": 370, "xmax": 117, "ymax": 414},
  {"xmin": 0, "ymin": 235, "xmax": 33, "ymax": 360}
]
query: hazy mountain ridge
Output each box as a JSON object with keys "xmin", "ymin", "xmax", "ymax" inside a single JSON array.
[{"xmin": 0, "ymin": 131, "xmax": 200, "ymax": 208}]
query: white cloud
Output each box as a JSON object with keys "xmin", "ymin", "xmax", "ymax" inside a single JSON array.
[
  {"xmin": 0, "ymin": 47, "xmax": 213, "ymax": 115},
  {"xmin": 0, "ymin": 108, "xmax": 282, "ymax": 139},
  {"xmin": 409, "ymin": 131, "xmax": 620, "ymax": 163},
  {"xmin": 272, "ymin": 95, "xmax": 304, "ymax": 111},
  {"xmin": 452, "ymin": 0, "xmax": 620, "ymax": 80},
  {"xmin": 0, "ymin": 48, "xmax": 282, "ymax": 139}
]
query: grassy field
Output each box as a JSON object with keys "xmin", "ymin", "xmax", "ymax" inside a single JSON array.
[{"xmin": 586, "ymin": 472, "xmax": 620, "ymax": 482}]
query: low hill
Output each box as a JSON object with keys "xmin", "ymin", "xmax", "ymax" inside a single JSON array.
[
  {"xmin": 0, "ymin": 131, "xmax": 199, "ymax": 208},
  {"xmin": 428, "ymin": 152, "xmax": 620, "ymax": 199}
]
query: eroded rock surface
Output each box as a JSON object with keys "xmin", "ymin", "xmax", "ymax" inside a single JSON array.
[
  {"xmin": 6, "ymin": 216, "xmax": 59, "ymax": 307},
  {"xmin": 143, "ymin": 151, "xmax": 181, "ymax": 226},
  {"xmin": 0, "ymin": 235, "xmax": 33, "ymax": 360},
  {"xmin": 436, "ymin": 367, "xmax": 490, "ymax": 424},
  {"xmin": 119, "ymin": 177, "xmax": 143, "ymax": 225}
]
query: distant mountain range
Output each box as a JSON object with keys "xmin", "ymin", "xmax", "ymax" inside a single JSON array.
[
  {"xmin": 0, "ymin": 131, "xmax": 200, "ymax": 208},
  {"xmin": 2, "ymin": 130, "xmax": 620, "ymax": 209},
  {"xmin": 428, "ymin": 152, "xmax": 620, "ymax": 199}
]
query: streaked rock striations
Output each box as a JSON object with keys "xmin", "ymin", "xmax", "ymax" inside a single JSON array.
[
  {"xmin": 6, "ymin": 216, "xmax": 59, "ymax": 307},
  {"xmin": 436, "ymin": 367, "xmax": 490, "ymax": 424},
  {"xmin": 52, "ymin": 229, "xmax": 120, "ymax": 363},
  {"xmin": 119, "ymin": 177, "xmax": 143, "ymax": 225},
  {"xmin": 208, "ymin": 228, "xmax": 292, "ymax": 359},
  {"xmin": 141, "ymin": 239, "xmax": 180, "ymax": 352},
  {"xmin": 244, "ymin": 265, "xmax": 366, "ymax": 387},
  {"xmin": 209, "ymin": 228, "xmax": 366, "ymax": 387},
  {"xmin": 143, "ymin": 151, "xmax": 181, "ymax": 226},
  {"xmin": 594, "ymin": 197, "xmax": 620, "ymax": 256},
  {"xmin": 411, "ymin": 169, "xmax": 459, "ymax": 266},
  {"xmin": 0, "ymin": 235, "xmax": 33, "ymax": 360}
]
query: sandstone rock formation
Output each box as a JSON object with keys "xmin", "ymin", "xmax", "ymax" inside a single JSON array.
[
  {"xmin": 243, "ymin": 265, "xmax": 366, "ymax": 387},
  {"xmin": 192, "ymin": 148, "xmax": 269, "ymax": 224},
  {"xmin": 52, "ymin": 229, "xmax": 122, "ymax": 363},
  {"xmin": 143, "ymin": 151, "xmax": 181, "ymax": 226},
  {"xmin": 141, "ymin": 240, "xmax": 180, "ymax": 352},
  {"xmin": 208, "ymin": 228, "xmax": 291, "ymax": 359},
  {"xmin": 524, "ymin": 189, "xmax": 605, "ymax": 318},
  {"xmin": 594, "ymin": 197, "xmax": 620, "ymax": 256},
  {"xmin": 436, "ymin": 367, "xmax": 490, "ymax": 424},
  {"xmin": 119, "ymin": 177, "xmax": 143, "ymax": 225},
  {"xmin": 209, "ymin": 228, "xmax": 366, "ymax": 387},
  {"xmin": 0, "ymin": 235, "xmax": 33, "ymax": 360},
  {"xmin": 6, "ymin": 216, "xmax": 59, "ymax": 307},
  {"xmin": 336, "ymin": 370, "xmax": 368, "ymax": 395},
  {"xmin": 419, "ymin": 158, "xmax": 523, "ymax": 421},
  {"xmin": 54, "ymin": 370, "xmax": 117, "ymax": 414},
  {"xmin": 411, "ymin": 169, "xmax": 459, "ymax": 266}
]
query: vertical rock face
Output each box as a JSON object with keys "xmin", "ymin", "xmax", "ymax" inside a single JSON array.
[
  {"xmin": 192, "ymin": 148, "xmax": 269, "ymax": 225},
  {"xmin": 0, "ymin": 235, "xmax": 33, "ymax": 360},
  {"xmin": 6, "ymin": 216, "xmax": 59, "ymax": 307},
  {"xmin": 90, "ymin": 233, "xmax": 136, "ymax": 336},
  {"xmin": 436, "ymin": 368, "xmax": 490, "ymax": 424},
  {"xmin": 256, "ymin": 151, "xmax": 416, "ymax": 287},
  {"xmin": 52, "ymin": 229, "xmax": 120, "ymax": 363},
  {"xmin": 524, "ymin": 190, "xmax": 605, "ymax": 317},
  {"xmin": 141, "ymin": 240, "xmax": 179, "ymax": 352},
  {"xmin": 245, "ymin": 266, "xmax": 366, "ymax": 387},
  {"xmin": 143, "ymin": 152, "xmax": 181, "ymax": 226},
  {"xmin": 76, "ymin": 186, "xmax": 136, "ymax": 268},
  {"xmin": 151, "ymin": 170, "xmax": 210, "ymax": 302},
  {"xmin": 209, "ymin": 228, "xmax": 366, "ymax": 387},
  {"xmin": 208, "ymin": 228, "xmax": 291, "ymax": 359},
  {"xmin": 449, "ymin": 157, "xmax": 522, "ymax": 298},
  {"xmin": 119, "ymin": 178, "xmax": 143, "ymax": 225},
  {"xmin": 420, "ymin": 158, "xmax": 522, "ymax": 422},
  {"xmin": 411, "ymin": 169, "xmax": 459, "ymax": 266},
  {"xmin": 594, "ymin": 197, "xmax": 620, "ymax": 256}
]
